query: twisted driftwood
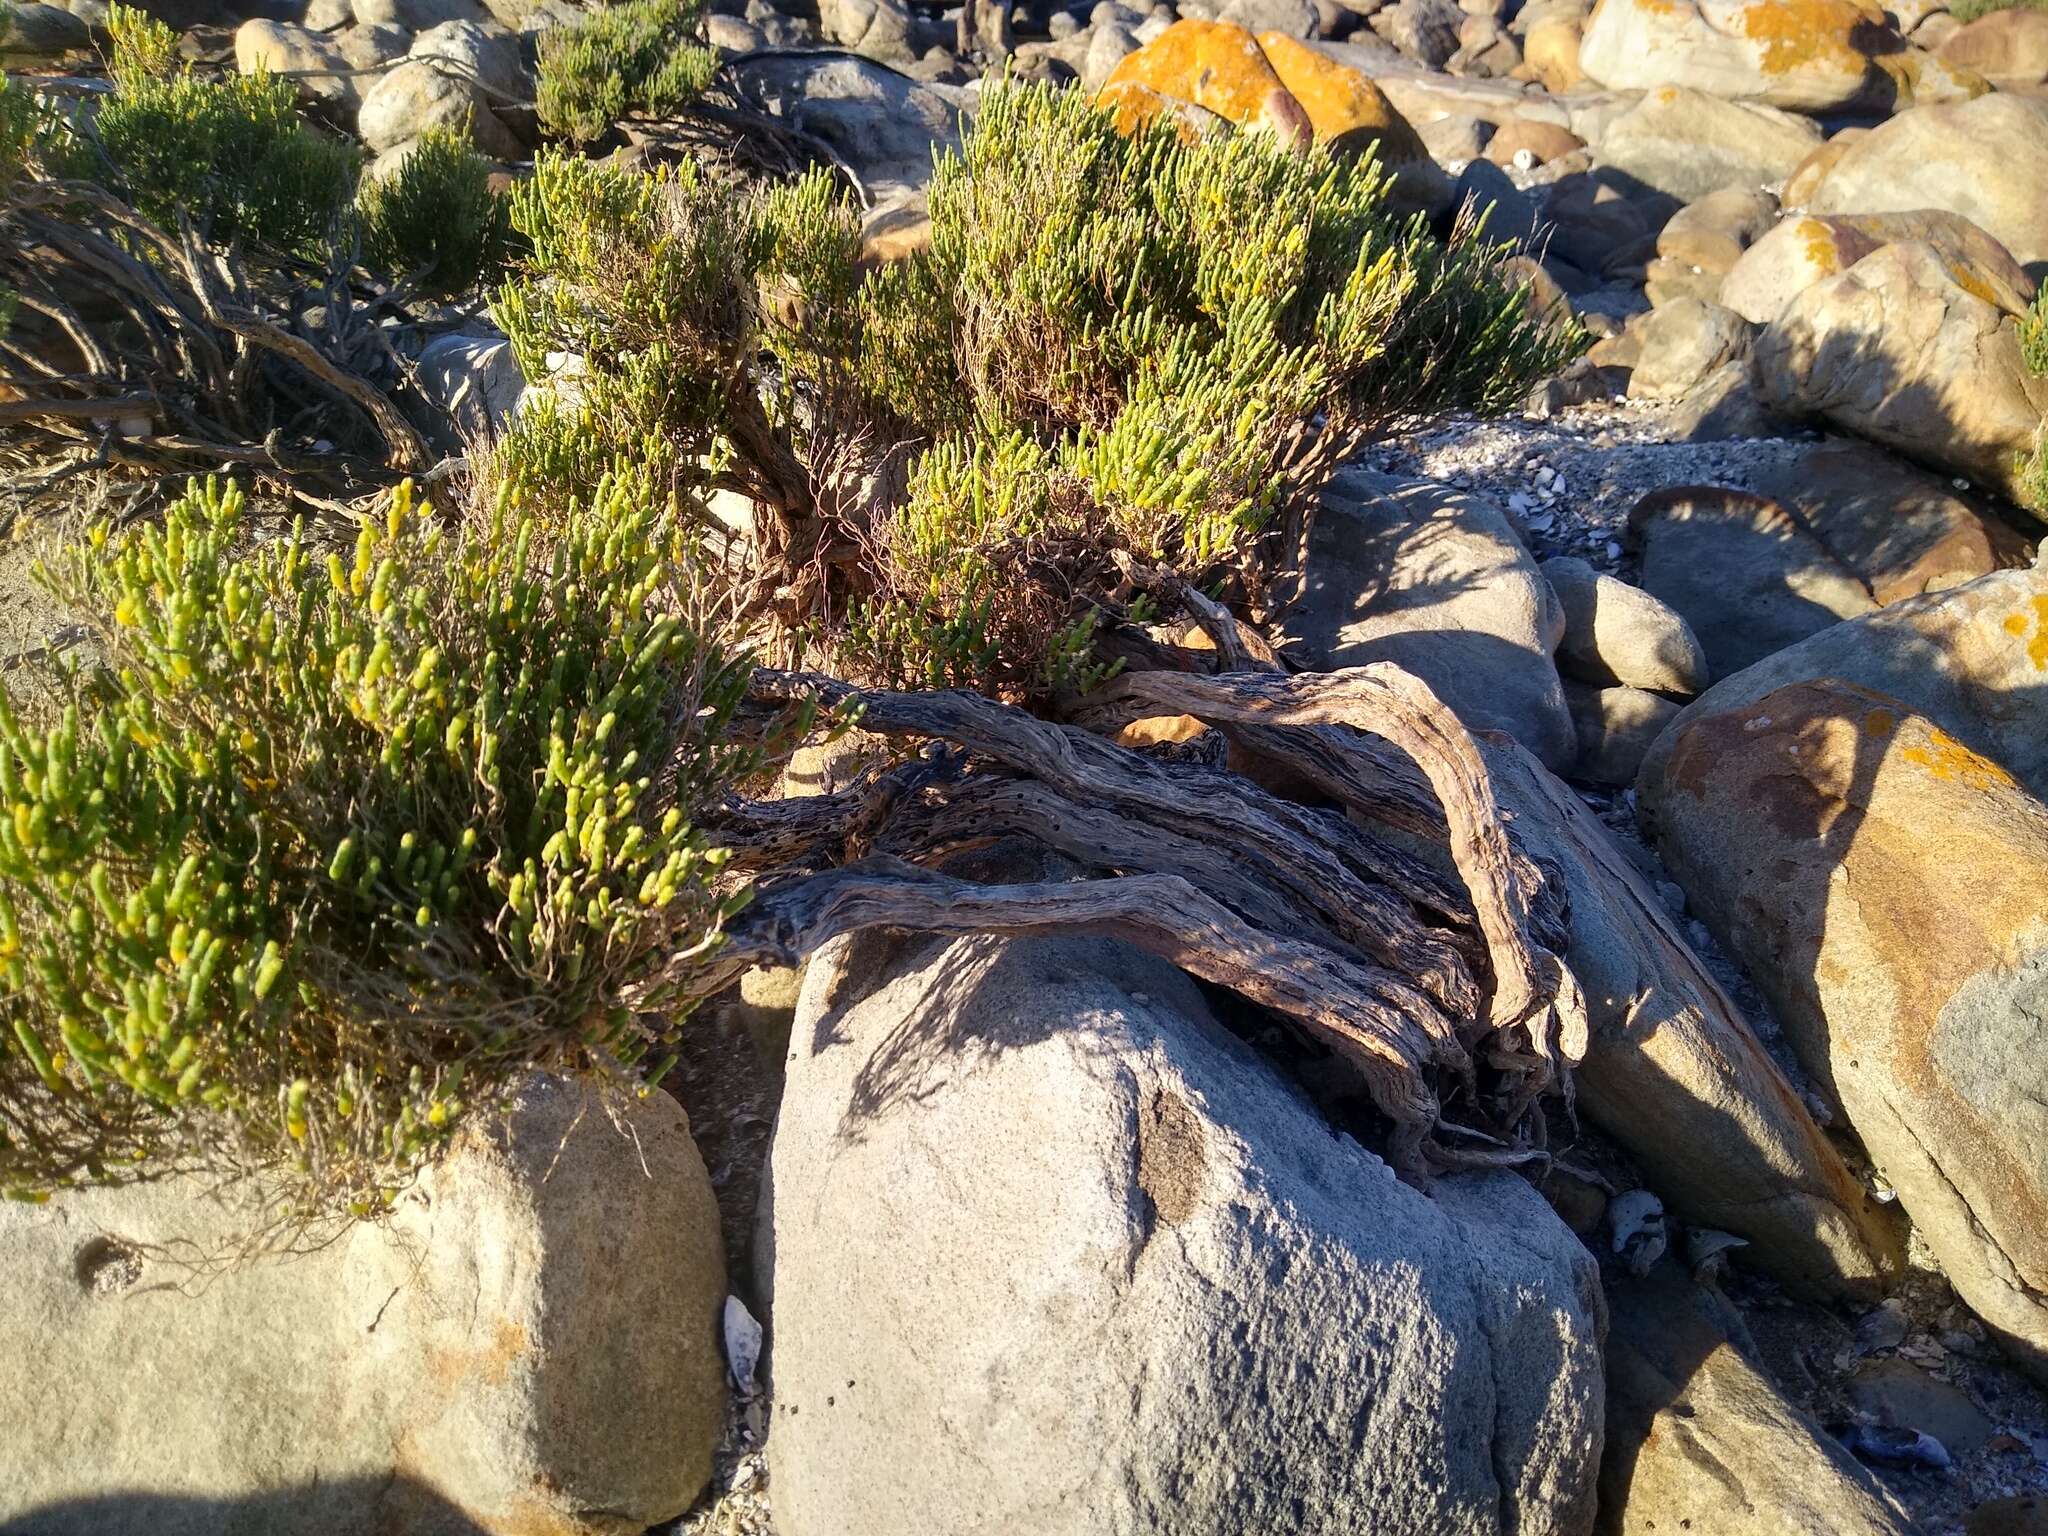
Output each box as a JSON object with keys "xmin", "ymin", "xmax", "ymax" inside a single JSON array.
[{"xmin": 669, "ymin": 662, "xmax": 1591, "ymax": 1178}]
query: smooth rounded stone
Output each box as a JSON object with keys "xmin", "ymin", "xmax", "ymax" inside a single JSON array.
[
  {"xmin": 1753, "ymin": 240, "xmax": 2048, "ymax": 505},
  {"xmin": 1629, "ymin": 486, "xmax": 1877, "ymax": 681},
  {"xmin": 704, "ymin": 10, "xmax": 769, "ymax": 48},
  {"xmin": 415, "ymin": 329, "xmax": 528, "ymax": 443},
  {"xmin": 335, "ymin": 19, "xmax": 412, "ymax": 66},
  {"xmin": 1578, "ymin": 0, "xmax": 1963, "ymax": 112},
  {"xmin": 1744, "ymin": 439, "xmax": 2031, "ymax": 606},
  {"xmin": 0, "ymin": 1076, "xmax": 728, "ymax": 1535},
  {"xmin": 1537, "ymin": 175, "xmax": 1656, "ymax": 284},
  {"xmin": 1663, "ymin": 357, "xmax": 1781, "ymax": 440},
  {"xmin": 728, "ymin": 54, "xmax": 965, "ymax": 204},
  {"xmin": 1520, "ymin": 12, "xmax": 1583, "ymax": 90},
  {"xmin": 1483, "ymin": 116, "xmax": 1583, "ymax": 167},
  {"xmin": 1593, "ymin": 86, "xmax": 1823, "ymax": 203},
  {"xmin": 1642, "ymin": 678, "xmax": 2048, "ymax": 1384},
  {"xmin": 1275, "ymin": 467, "xmax": 1577, "ymax": 770},
  {"xmin": 1972, "ymin": 1495, "xmax": 2048, "ymax": 1536},
  {"xmin": 1808, "ymin": 93, "xmax": 2048, "ymax": 276},
  {"xmin": 1418, "ymin": 109, "xmax": 1495, "ymax": 163},
  {"xmin": 767, "ymin": 926, "xmax": 1607, "ymax": 1536},
  {"xmin": 1220, "ymin": 0, "xmax": 1316, "ymax": 37},
  {"xmin": 356, "ymin": 56, "xmax": 524, "ymax": 155},
  {"xmin": 353, "ymin": 0, "xmax": 484, "ymax": 28},
  {"xmin": 1446, "ymin": 14, "xmax": 1520, "ymax": 75},
  {"xmin": 1625, "ymin": 297, "xmax": 1753, "ymax": 403},
  {"xmin": 234, "ymin": 18, "xmax": 360, "ymax": 109},
  {"xmin": 1721, "ymin": 208, "xmax": 2035, "ymax": 325},
  {"xmin": 1080, "ymin": 19, "xmax": 1140, "ymax": 87},
  {"xmin": 1564, "ymin": 680, "xmax": 1677, "ymax": 784},
  {"xmin": 304, "ymin": 0, "xmax": 353, "ymax": 28},
  {"xmin": 1939, "ymin": 6, "xmax": 2048, "ymax": 86},
  {"xmin": 820, "ymin": 0, "xmax": 920, "ymax": 60},
  {"xmin": 1368, "ymin": 0, "xmax": 1462, "ymax": 63},
  {"xmin": 1781, "ymin": 128, "xmax": 1863, "ymax": 209},
  {"xmin": 1639, "ymin": 560, "xmax": 2048, "ymax": 807},
  {"xmin": 407, "ymin": 17, "xmax": 529, "ymax": 102},
  {"xmin": 1, "ymin": 0, "xmax": 91, "ymax": 52},
  {"xmin": 1848, "ymin": 1359, "xmax": 1996, "ymax": 1455},
  {"xmin": 1655, "ymin": 185, "xmax": 1779, "ymax": 279},
  {"xmin": 1602, "ymin": 1265, "xmax": 1917, "ymax": 1535},
  {"xmin": 1455, "ymin": 157, "xmax": 1541, "ymax": 245},
  {"xmin": 1540, "ymin": 555, "xmax": 1708, "ymax": 694},
  {"xmin": 1483, "ymin": 741, "xmax": 1902, "ymax": 1298}
]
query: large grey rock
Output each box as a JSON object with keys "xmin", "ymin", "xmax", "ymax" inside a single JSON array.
[
  {"xmin": 1809, "ymin": 93, "xmax": 2048, "ymax": 276},
  {"xmin": 356, "ymin": 57, "xmax": 525, "ymax": 157},
  {"xmin": 1593, "ymin": 86, "xmax": 1822, "ymax": 202},
  {"xmin": 1638, "ymin": 559, "xmax": 2048, "ymax": 806},
  {"xmin": 1577, "ymin": 0, "xmax": 1966, "ymax": 112},
  {"xmin": 1754, "ymin": 240, "xmax": 2048, "ymax": 505},
  {"xmin": 1641, "ymin": 679, "xmax": 2048, "ymax": 1383},
  {"xmin": 415, "ymin": 330, "xmax": 528, "ymax": 442},
  {"xmin": 1276, "ymin": 467, "xmax": 1577, "ymax": 771},
  {"xmin": 1602, "ymin": 1264, "xmax": 1917, "ymax": 1534},
  {"xmin": 1540, "ymin": 555, "xmax": 1708, "ymax": 694},
  {"xmin": 0, "ymin": 1076, "xmax": 728, "ymax": 1535},
  {"xmin": 233, "ymin": 19, "xmax": 361, "ymax": 111},
  {"xmin": 407, "ymin": 17, "xmax": 531, "ymax": 106},
  {"xmin": 1625, "ymin": 297, "xmax": 1754, "ymax": 403},
  {"xmin": 819, "ymin": 0, "xmax": 921, "ymax": 62},
  {"xmin": 1744, "ymin": 439, "xmax": 2030, "ymax": 606},
  {"xmin": 1563, "ymin": 680, "xmax": 1678, "ymax": 784},
  {"xmin": 1629, "ymin": 486, "xmax": 1877, "ymax": 681},
  {"xmin": 353, "ymin": 0, "xmax": 487, "ymax": 29},
  {"xmin": 1484, "ymin": 741, "xmax": 1904, "ymax": 1301},
  {"xmin": 1720, "ymin": 209, "xmax": 2036, "ymax": 327},
  {"xmin": 768, "ymin": 926, "xmax": 1607, "ymax": 1536},
  {"xmin": 727, "ymin": 54, "xmax": 966, "ymax": 204}
]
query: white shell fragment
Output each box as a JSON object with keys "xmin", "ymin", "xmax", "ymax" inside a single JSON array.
[
  {"xmin": 1608, "ymin": 1189, "xmax": 1668, "ymax": 1277},
  {"xmin": 724, "ymin": 1294, "xmax": 764, "ymax": 1395}
]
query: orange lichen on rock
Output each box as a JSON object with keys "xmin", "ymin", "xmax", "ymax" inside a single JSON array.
[
  {"xmin": 1732, "ymin": 0, "xmax": 1876, "ymax": 77},
  {"xmin": 1098, "ymin": 18, "xmax": 1290, "ymax": 128},
  {"xmin": 1254, "ymin": 30, "xmax": 1429, "ymax": 161},
  {"xmin": 1899, "ymin": 727, "xmax": 2018, "ymax": 791},
  {"xmin": 2006, "ymin": 594, "xmax": 2048, "ymax": 668}
]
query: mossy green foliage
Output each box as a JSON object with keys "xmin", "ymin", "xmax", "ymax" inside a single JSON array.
[
  {"xmin": 0, "ymin": 475, "xmax": 806, "ymax": 1205},
  {"xmin": 2019, "ymin": 289, "xmax": 2048, "ymax": 511},
  {"xmin": 82, "ymin": 6, "xmax": 356, "ymax": 257},
  {"xmin": 356, "ymin": 126, "xmax": 512, "ymax": 298},
  {"xmin": 535, "ymin": 0, "xmax": 720, "ymax": 145},
  {"xmin": 1948, "ymin": 0, "xmax": 2048, "ymax": 23},
  {"xmin": 496, "ymin": 82, "xmax": 1578, "ymax": 695}
]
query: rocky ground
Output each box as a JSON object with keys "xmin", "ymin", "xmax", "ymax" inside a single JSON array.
[{"xmin": 7, "ymin": 0, "xmax": 2048, "ymax": 1528}]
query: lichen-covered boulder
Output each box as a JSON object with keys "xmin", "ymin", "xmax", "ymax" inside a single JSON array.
[
  {"xmin": 1642, "ymin": 678, "xmax": 2048, "ymax": 1382},
  {"xmin": 1807, "ymin": 93, "xmax": 2048, "ymax": 275},
  {"xmin": 1578, "ymin": 0, "xmax": 1982, "ymax": 112},
  {"xmin": 1721, "ymin": 209, "xmax": 2035, "ymax": 325}
]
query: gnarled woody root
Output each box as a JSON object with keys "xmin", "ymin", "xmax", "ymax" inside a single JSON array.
[{"xmin": 662, "ymin": 662, "xmax": 1591, "ymax": 1178}]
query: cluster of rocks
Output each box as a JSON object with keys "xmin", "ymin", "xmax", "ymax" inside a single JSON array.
[{"xmin": 7, "ymin": 0, "xmax": 2048, "ymax": 1529}]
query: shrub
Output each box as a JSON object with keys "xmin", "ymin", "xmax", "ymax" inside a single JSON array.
[
  {"xmin": 495, "ymin": 81, "xmax": 1579, "ymax": 696},
  {"xmin": 535, "ymin": 0, "xmax": 720, "ymax": 145},
  {"xmin": 2019, "ymin": 290, "xmax": 2048, "ymax": 511},
  {"xmin": 0, "ymin": 474, "xmax": 810, "ymax": 1206},
  {"xmin": 1948, "ymin": 0, "xmax": 2048, "ymax": 22},
  {"xmin": 356, "ymin": 125, "xmax": 512, "ymax": 297},
  {"xmin": 79, "ymin": 5, "xmax": 356, "ymax": 258}
]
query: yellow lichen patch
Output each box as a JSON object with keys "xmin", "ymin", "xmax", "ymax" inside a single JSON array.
[
  {"xmin": 1899, "ymin": 727, "xmax": 2018, "ymax": 791},
  {"xmin": 1796, "ymin": 217, "xmax": 1847, "ymax": 274},
  {"xmin": 2007, "ymin": 594, "xmax": 2048, "ymax": 668},
  {"xmin": 1098, "ymin": 18, "xmax": 1290, "ymax": 129},
  {"xmin": 1945, "ymin": 261, "xmax": 2000, "ymax": 309},
  {"xmin": 1862, "ymin": 707, "xmax": 1897, "ymax": 739},
  {"xmin": 1733, "ymin": 0, "xmax": 1875, "ymax": 77},
  {"xmin": 1096, "ymin": 77, "xmax": 1171, "ymax": 135},
  {"xmin": 1254, "ymin": 30, "xmax": 1428, "ymax": 162}
]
